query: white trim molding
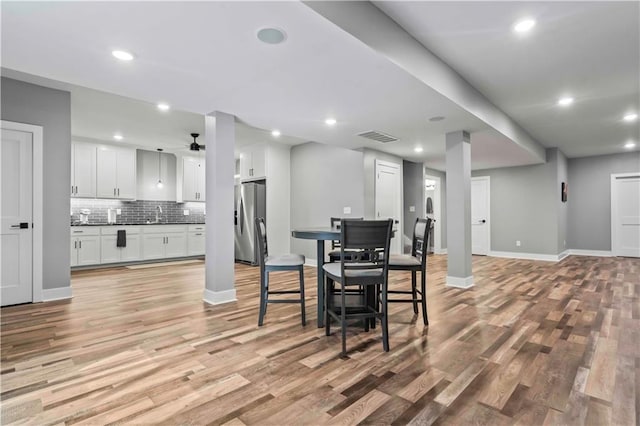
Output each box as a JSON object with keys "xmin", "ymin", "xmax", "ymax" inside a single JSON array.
[
  {"xmin": 446, "ymin": 275, "xmax": 474, "ymax": 289},
  {"xmin": 203, "ymin": 288, "xmax": 237, "ymax": 305},
  {"xmin": 1, "ymin": 120, "xmax": 44, "ymax": 303},
  {"xmin": 434, "ymin": 248, "xmax": 447, "ymax": 255},
  {"xmin": 42, "ymin": 286, "xmax": 73, "ymax": 302},
  {"xmin": 568, "ymin": 249, "xmax": 613, "ymax": 257},
  {"xmin": 489, "ymin": 251, "xmax": 568, "ymax": 262},
  {"xmin": 305, "ymin": 259, "xmax": 318, "ymax": 268}
]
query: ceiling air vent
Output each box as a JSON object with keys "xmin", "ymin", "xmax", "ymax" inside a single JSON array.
[{"xmin": 357, "ymin": 130, "xmax": 398, "ymax": 143}]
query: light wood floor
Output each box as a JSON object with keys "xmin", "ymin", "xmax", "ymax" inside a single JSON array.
[{"xmin": 1, "ymin": 255, "xmax": 638, "ymax": 425}]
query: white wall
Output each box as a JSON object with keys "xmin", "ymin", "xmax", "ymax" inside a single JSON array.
[{"xmin": 266, "ymin": 143, "xmax": 291, "ymax": 255}]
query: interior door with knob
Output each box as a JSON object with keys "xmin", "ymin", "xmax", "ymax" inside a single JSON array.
[
  {"xmin": 471, "ymin": 176, "xmax": 490, "ymax": 255},
  {"xmin": 375, "ymin": 160, "xmax": 402, "ymax": 254},
  {"xmin": 1, "ymin": 129, "xmax": 33, "ymax": 306}
]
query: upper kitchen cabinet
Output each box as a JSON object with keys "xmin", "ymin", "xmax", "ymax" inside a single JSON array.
[
  {"xmin": 176, "ymin": 155, "xmax": 205, "ymax": 202},
  {"xmin": 96, "ymin": 145, "xmax": 137, "ymax": 199},
  {"xmin": 70, "ymin": 142, "xmax": 96, "ymax": 198},
  {"xmin": 239, "ymin": 144, "xmax": 266, "ymax": 181}
]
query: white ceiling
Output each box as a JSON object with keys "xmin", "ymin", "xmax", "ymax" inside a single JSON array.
[
  {"xmin": 0, "ymin": 1, "xmax": 546, "ymax": 171},
  {"xmin": 375, "ymin": 1, "xmax": 640, "ymax": 158}
]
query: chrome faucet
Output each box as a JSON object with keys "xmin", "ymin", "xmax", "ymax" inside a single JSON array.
[{"xmin": 155, "ymin": 205, "xmax": 163, "ymax": 223}]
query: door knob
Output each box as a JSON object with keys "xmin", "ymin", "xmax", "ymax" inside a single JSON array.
[
  {"xmin": 480, "ymin": 219, "xmax": 486, "ymax": 224},
  {"xmin": 10, "ymin": 223, "xmax": 29, "ymax": 229}
]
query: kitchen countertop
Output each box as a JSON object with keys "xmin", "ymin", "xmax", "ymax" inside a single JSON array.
[{"xmin": 71, "ymin": 222, "xmax": 205, "ymax": 226}]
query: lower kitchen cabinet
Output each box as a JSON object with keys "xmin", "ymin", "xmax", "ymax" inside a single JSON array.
[
  {"xmin": 101, "ymin": 227, "xmax": 141, "ymax": 264},
  {"xmin": 188, "ymin": 231, "xmax": 205, "ymax": 256},
  {"xmin": 70, "ymin": 227, "xmax": 101, "ymax": 267},
  {"xmin": 142, "ymin": 228, "xmax": 187, "ymax": 260}
]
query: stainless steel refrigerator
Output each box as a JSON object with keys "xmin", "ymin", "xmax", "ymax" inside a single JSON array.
[{"xmin": 234, "ymin": 181, "xmax": 266, "ymax": 265}]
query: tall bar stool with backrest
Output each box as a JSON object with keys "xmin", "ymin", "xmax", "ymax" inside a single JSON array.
[
  {"xmin": 255, "ymin": 217, "xmax": 306, "ymax": 327},
  {"xmin": 327, "ymin": 217, "xmax": 364, "ymax": 263},
  {"xmin": 387, "ymin": 217, "xmax": 432, "ymax": 325},
  {"xmin": 323, "ymin": 219, "xmax": 393, "ymax": 355}
]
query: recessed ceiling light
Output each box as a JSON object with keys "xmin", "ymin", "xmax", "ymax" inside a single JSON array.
[
  {"xmin": 429, "ymin": 116, "xmax": 445, "ymax": 122},
  {"xmin": 513, "ymin": 18, "xmax": 536, "ymax": 33},
  {"xmin": 157, "ymin": 103, "xmax": 170, "ymax": 111},
  {"xmin": 414, "ymin": 147, "xmax": 424, "ymax": 153},
  {"xmin": 111, "ymin": 50, "xmax": 134, "ymax": 61},
  {"xmin": 623, "ymin": 113, "xmax": 638, "ymax": 122},
  {"xmin": 113, "ymin": 134, "xmax": 124, "ymax": 141},
  {"xmin": 625, "ymin": 141, "xmax": 636, "ymax": 149},
  {"xmin": 257, "ymin": 28, "xmax": 287, "ymax": 45},
  {"xmin": 271, "ymin": 130, "xmax": 281, "ymax": 137},
  {"xmin": 325, "ymin": 118, "xmax": 337, "ymax": 126},
  {"xmin": 558, "ymin": 97, "xmax": 574, "ymax": 107}
]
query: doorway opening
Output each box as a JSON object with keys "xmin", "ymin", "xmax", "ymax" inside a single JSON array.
[{"xmin": 423, "ymin": 174, "xmax": 442, "ymax": 254}]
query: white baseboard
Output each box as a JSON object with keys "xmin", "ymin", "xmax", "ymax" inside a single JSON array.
[
  {"xmin": 446, "ymin": 275, "xmax": 474, "ymax": 289},
  {"xmin": 434, "ymin": 248, "xmax": 447, "ymax": 255},
  {"xmin": 489, "ymin": 251, "xmax": 564, "ymax": 262},
  {"xmin": 568, "ymin": 249, "xmax": 613, "ymax": 257},
  {"xmin": 305, "ymin": 259, "xmax": 318, "ymax": 268},
  {"xmin": 203, "ymin": 288, "xmax": 237, "ymax": 305},
  {"xmin": 42, "ymin": 286, "xmax": 73, "ymax": 302}
]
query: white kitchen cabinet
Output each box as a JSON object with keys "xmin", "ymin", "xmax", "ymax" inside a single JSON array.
[
  {"xmin": 187, "ymin": 225, "xmax": 206, "ymax": 256},
  {"xmin": 70, "ymin": 227, "xmax": 101, "ymax": 266},
  {"xmin": 182, "ymin": 157, "xmax": 205, "ymax": 202},
  {"xmin": 239, "ymin": 144, "xmax": 266, "ymax": 182},
  {"xmin": 71, "ymin": 142, "xmax": 96, "ymax": 198},
  {"xmin": 142, "ymin": 226, "xmax": 188, "ymax": 259},
  {"xmin": 96, "ymin": 146, "xmax": 136, "ymax": 199},
  {"xmin": 100, "ymin": 227, "xmax": 141, "ymax": 264}
]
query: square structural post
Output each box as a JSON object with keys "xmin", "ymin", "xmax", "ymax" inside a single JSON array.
[
  {"xmin": 204, "ymin": 111, "xmax": 236, "ymax": 304},
  {"xmin": 445, "ymin": 130, "xmax": 474, "ymax": 288}
]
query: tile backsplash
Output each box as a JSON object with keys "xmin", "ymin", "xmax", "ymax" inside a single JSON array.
[{"xmin": 71, "ymin": 199, "xmax": 205, "ymax": 225}]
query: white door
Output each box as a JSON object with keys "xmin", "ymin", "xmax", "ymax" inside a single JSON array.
[
  {"xmin": 96, "ymin": 148, "xmax": 118, "ymax": 198},
  {"xmin": 375, "ymin": 160, "xmax": 402, "ymax": 254},
  {"xmin": 471, "ymin": 177, "xmax": 490, "ymax": 255},
  {"xmin": 182, "ymin": 158, "xmax": 198, "ymax": 201},
  {"xmin": 142, "ymin": 234, "xmax": 165, "ymax": 260},
  {"xmin": 1, "ymin": 129, "xmax": 33, "ymax": 306},
  {"xmin": 165, "ymin": 233, "xmax": 187, "ymax": 258},
  {"xmin": 116, "ymin": 149, "xmax": 136, "ymax": 199},
  {"xmin": 77, "ymin": 236, "xmax": 100, "ymax": 266},
  {"xmin": 100, "ymin": 236, "xmax": 120, "ymax": 264},
  {"xmin": 612, "ymin": 174, "xmax": 640, "ymax": 257},
  {"xmin": 72, "ymin": 142, "xmax": 96, "ymax": 198}
]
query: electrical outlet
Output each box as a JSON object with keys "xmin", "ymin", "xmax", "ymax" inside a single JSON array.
[
  {"xmin": 183, "ymin": 209, "xmax": 190, "ymax": 216},
  {"xmin": 343, "ymin": 206, "xmax": 351, "ymax": 214},
  {"xmin": 409, "ymin": 206, "xmax": 415, "ymax": 212},
  {"xmin": 516, "ymin": 240, "xmax": 521, "ymax": 247}
]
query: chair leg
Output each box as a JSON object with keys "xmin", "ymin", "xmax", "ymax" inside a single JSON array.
[
  {"xmin": 341, "ymin": 284, "xmax": 347, "ymax": 356},
  {"xmin": 325, "ymin": 278, "xmax": 332, "ymax": 336},
  {"xmin": 411, "ymin": 271, "xmax": 418, "ymax": 314},
  {"xmin": 420, "ymin": 271, "xmax": 429, "ymax": 326},
  {"xmin": 381, "ymin": 284, "xmax": 389, "ymax": 352},
  {"xmin": 363, "ymin": 286, "xmax": 369, "ymax": 332},
  {"xmin": 258, "ymin": 271, "xmax": 267, "ymax": 326},
  {"xmin": 299, "ymin": 267, "xmax": 306, "ymax": 326}
]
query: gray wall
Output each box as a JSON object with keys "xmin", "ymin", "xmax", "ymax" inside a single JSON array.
[
  {"xmin": 424, "ymin": 167, "xmax": 447, "ymax": 249},
  {"xmin": 568, "ymin": 152, "xmax": 640, "ymax": 251},
  {"xmin": 290, "ymin": 142, "xmax": 365, "ymax": 262},
  {"xmin": 1, "ymin": 77, "xmax": 71, "ymax": 290},
  {"xmin": 137, "ymin": 149, "xmax": 177, "ymax": 201},
  {"xmin": 472, "ymin": 149, "xmax": 558, "ymax": 255},
  {"xmin": 402, "ymin": 160, "xmax": 423, "ymax": 252}
]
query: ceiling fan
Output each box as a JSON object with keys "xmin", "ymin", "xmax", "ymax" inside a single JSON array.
[{"xmin": 189, "ymin": 133, "xmax": 205, "ymax": 151}]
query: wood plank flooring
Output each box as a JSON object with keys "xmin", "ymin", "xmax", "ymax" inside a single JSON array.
[{"xmin": 1, "ymin": 254, "xmax": 638, "ymax": 425}]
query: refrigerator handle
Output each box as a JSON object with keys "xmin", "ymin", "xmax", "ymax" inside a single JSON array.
[{"xmin": 239, "ymin": 197, "xmax": 244, "ymax": 234}]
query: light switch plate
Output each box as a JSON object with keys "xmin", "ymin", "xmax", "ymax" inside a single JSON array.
[
  {"xmin": 183, "ymin": 209, "xmax": 190, "ymax": 216},
  {"xmin": 343, "ymin": 206, "xmax": 351, "ymax": 214},
  {"xmin": 116, "ymin": 209, "xmax": 121, "ymax": 215},
  {"xmin": 409, "ymin": 206, "xmax": 415, "ymax": 212}
]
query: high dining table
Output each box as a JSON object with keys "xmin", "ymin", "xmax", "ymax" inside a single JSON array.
[
  {"xmin": 291, "ymin": 225, "xmax": 395, "ymax": 328},
  {"xmin": 291, "ymin": 227, "xmax": 340, "ymax": 328}
]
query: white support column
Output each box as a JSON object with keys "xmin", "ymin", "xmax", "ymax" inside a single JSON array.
[
  {"xmin": 445, "ymin": 130, "xmax": 474, "ymax": 288},
  {"xmin": 203, "ymin": 111, "xmax": 236, "ymax": 304}
]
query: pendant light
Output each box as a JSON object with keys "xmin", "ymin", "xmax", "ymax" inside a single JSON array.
[{"xmin": 156, "ymin": 148, "xmax": 164, "ymax": 188}]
